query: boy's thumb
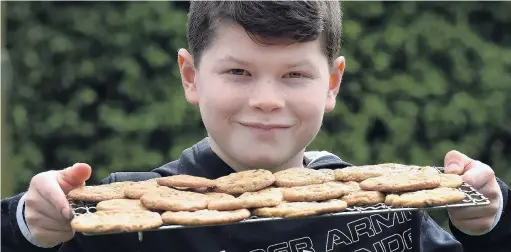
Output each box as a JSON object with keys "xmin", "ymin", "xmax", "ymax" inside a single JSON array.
[{"xmin": 57, "ymin": 163, "xmax": 92, "ymax": 194}]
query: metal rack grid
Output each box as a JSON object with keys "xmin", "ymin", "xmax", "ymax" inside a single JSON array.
[{"xmin": 71, "ymin": 181, "xmax": 490, "ymax": 238}]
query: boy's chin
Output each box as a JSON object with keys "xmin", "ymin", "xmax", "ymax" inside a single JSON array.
[{"xmin": 233, "ymin": 150, "xmax": 300, "ymax": 172}]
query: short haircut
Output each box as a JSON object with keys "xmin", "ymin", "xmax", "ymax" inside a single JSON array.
[{"xmin": 187, "ymin": 0, "xmax": 342, "ymax": 68}]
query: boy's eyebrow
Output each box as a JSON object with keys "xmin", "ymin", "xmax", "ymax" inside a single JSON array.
[
  {"xmin": 285, "ymin": 59, "xmax": 316, "ymax": 69},
  {"xmin": 218, "ymin": 56, "xmax": 317, "ymax": 69},
  {"xmin": 218, "ymin": 56, "xmax": 250, "ymax": 66}
]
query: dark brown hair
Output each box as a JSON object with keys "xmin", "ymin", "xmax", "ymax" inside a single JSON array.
[{"xmin": 187, "ymin": 0, "xmax": 342, "ymax": 68}]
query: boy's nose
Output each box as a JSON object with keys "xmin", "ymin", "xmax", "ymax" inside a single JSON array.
[{"xmin": 248, "ymin": 81, "xmax": 285, "ymax": 112}]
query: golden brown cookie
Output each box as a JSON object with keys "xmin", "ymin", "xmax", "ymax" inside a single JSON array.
[
  {"xmin": 385, "ymin": 187, "xmax": 466, "ymax": 207},
  {"xmin": 96, "ymin": 199, "xmax": 148, "ymax": 211},
  {"xmin": 318, "ymin": 169, "xmax": 336, "ymax": 182},
  {"xmin": 384, "ymin": 194, "xmax": 400, "ymax": 205},
  {"xmin": 67, "ymin": 182, "xmax": 135, "ymax": 202},
  {"xmin": 204, "ymin": 192, "xmax": 236, "ymax": 200},
  {"xmin": 157, "ymin": 175, "xmax": 216, "ymax": 189},
  {"xmin": 208, "ymin": 188, "xmax": 283, "ymax": 210},
  {"xmin": 207, "ymin": 197, "xmax": 245, "ymax": 211},
  {"xmin": 426, "ymin": 167, "xmax": 442, "ymax": 174},
  {"xmin": 239, "ymin": 187, "xmax": 283, "ymax": 208},
  {"xmin": 191, "ymin": 187, "xmax": 212, "ymax": 193},
  {"xmin": 252, "ymin": 199, "xmax": 348, "ymax": 218},
  {"xmin": 335, "ymin": 164, "xmax": 440, "ymax": 182},
  {"xmin": 281, "ymin": 182, "xmax": 353, "ymax": 202},
  {"xmin": 140, "ymin": 188, "xmax": 209, "ymax": 211},
  {"xmin": 438, "ymin": 173, "xmax": 464, "ymax": 188},
  {"xmin": 161, "ymin": 209, "xmax": 251, "ymax": 226},
  {"xmin": 274, "ymin": 168, "xmax": 327, "ymax": 187},
  {"xmin": 206, "ymin": 192, "xmax": 244, "ymax": 211},
  {"xmin": 341, "ymin": 191, "xmax": 386, "ymax": 206},
  {"xmin": 214, "ymin": 169, "xmax": 275, "ymax": 194},
  {"xmin": 387, "ymin": 165, "xmax": 440, "ymax": 175},
  {"xmin": 359, "ymin": 173, "xmax": 441, "ymax": 192},
  {"xmin": 124, "ymin": 181, "xmax": 168, "ymax": 199},
  {"xmin": 334, "ymin": 166, "xmax": 387, "ymax": 182},
  {"xmin": 342, "ymin": 181, "xmax": 362, "ymax": 192},
  {"xmin": 173, "ymin": 186, "xmax": 211, "ymax": 194},
  {"xmin": 71, "ymin": 210, "xmax": 162, "ymax": 233},
  {"xmin": 378, "ymin": 163, "xmax": 406, "ymax": 168},
  {"xmin": 319, "ymin": 199, "xmax": 349, "ymax": 214}
]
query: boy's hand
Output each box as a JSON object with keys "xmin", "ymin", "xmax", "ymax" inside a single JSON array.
[
  {"xmin": 444, "ymin": 150, "xmax": 501, "ymax": 235},
  {"xmin": 24, "ymin": 163, "xmax": 91, "ymax": 247}
]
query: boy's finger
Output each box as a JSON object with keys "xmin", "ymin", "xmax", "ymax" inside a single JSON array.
[
  {"xmin": 461, "ymin": 161, "xmax": 495, "ymax": 190},
  {"xmin": 27, "ymin": 189, "xmax": 67, "ymax": 221},
  {"xmin": 57, "ymin": 163, "xmax": 92, "ymax": 194},
  {"xmin": 444, "ymin": 150, "xmax": 474, "ymax": 174},
  {"xmin": 36, "ymin": 176, "xmax": 74, "ymax": 221},
  {"xmin": 25, "ymin": 207, "xmax": 73, "ymax": 231},
  {"xmin": 448, "ymin": 200, "xmax": 498, "ymax": 220}
]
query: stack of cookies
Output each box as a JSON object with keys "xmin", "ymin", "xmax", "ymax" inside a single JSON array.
[{"xmin": 68, "ymin": 164, "xmax": 466, "ymax": 234}]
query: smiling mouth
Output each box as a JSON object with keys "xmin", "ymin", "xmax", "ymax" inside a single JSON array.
[{"xmin": 238, "ymin": 122, "xmax": 293, "ymax": 130}]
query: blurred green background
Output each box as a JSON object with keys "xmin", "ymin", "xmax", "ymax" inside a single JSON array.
[{"xmin": 1, "ymin": 1, "xmax": 510, "ymax": 231}]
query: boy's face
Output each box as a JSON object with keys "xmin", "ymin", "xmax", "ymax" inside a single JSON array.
[{"xmin": 179, "ymin": 24, "xmax": 345, "ymax": 172}]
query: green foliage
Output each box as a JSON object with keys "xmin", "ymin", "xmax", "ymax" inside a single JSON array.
[
  {"xmin": 6, "ymin": 1, "xmax": 204, "ymax": 188},
  {"xmin": 4, "ymin": 0, "xmax": 511, "ymax": 231},
  {"xmin": 312, "ymin": 2, "xmax": 511, "ymax": 173}
]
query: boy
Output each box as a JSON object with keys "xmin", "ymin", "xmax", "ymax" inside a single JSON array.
[{"xmin": 2, "ymin": 1, "xmax": 510, "ymax": 252}]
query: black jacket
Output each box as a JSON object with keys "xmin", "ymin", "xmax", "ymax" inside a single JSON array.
[{"xmin": 2, "ymin": 137, "xmax": 511, "ymax": 252}]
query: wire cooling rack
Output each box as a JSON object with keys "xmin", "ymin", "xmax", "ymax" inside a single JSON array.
[{"xmin": 71, "ymin": 181, "xmax": 490, "ymax": 239}]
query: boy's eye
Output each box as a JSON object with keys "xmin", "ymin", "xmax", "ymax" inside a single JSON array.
[
  {"xmin": 229, "ymin": 69, "xmax": 250, "ymax": 76},
  {"xmin": 284, "ymin": 72, "xmax": 305, "ymax": 78}
]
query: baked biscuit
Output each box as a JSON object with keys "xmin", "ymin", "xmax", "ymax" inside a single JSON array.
[
  {"xmin": 409, "ymin": 166, "xmax": 440, "ymax": 174},
  {"xmin": 191, "ymin": 187, "xmax": 212, "ymax": 193},
  {"xmin": 334, "ymin": 166, "xmax": 386, "ymax": 182},
  {"xmin": 238, "ymin": 187, "xmax": 283, "ymax": 208},
  {"xmin": 161, "ymin": 209, "xmax": 250, "ymax": 226},
  {"xmin": 157, "ymin": 175, "xmax": 216, "ymax": 189},
  {"xmin": 67, "ymin": 182, "xmax": 135, "ymax": 202},
  {"xmin": 359, "ymin": 173, "xmax": 441, "ymax": 192},
  {"xmin": 96, "ymin": 199, "xmax": 148, "ymax": 211},
  {"xmin": 282, "ymin": 182, "xmax": 353, "ymax": 202},
  {"xmin": 274, "ymin": 168, "xmax": 327, "ymax": 187},
  {"xmin": 204, "ymin": 192, "xmax": 236, "ymax": 200},
  {"xmin": 342, "ymin": 181, "xmax": 362, "ymax": 192},
  {"xmin": 252, "ymin": 199, "xmax": 348, "ymax": 218},
  {"xmin": 71, "ymin": 210, "xmax": 162, "ymax": 233},
  {"xmin": 215, "ymin": 169, "xmax": 275, "ymax": 194},
  {"xmin": 318, "ymin": 169, "xmax": 336, "ymax": 182},
  {"xmin": 341, "ymin": 191, "xmax": 386, "ymax": 206},
  {"xmin": 438, "ymin": 173, "xmax": 464, "ymax": 188},
  {"xmin": 388, "ymin": 165, "xmax": 440, "ymax": 175},
  {"xmin": 140, "ymin": 188, "xmax": 210, "ymax": 211},
  {"xmin": 207, "ymin": 198, "xmax": 245, "ymax": 211},
  {"xmin": 385, "ymin": 187, "xmax": 465, "ymax": 207},
  {"xmin": 335, "ymin": 164, "xmax": 440, "ymax": 182},
  {"xmin": 124, "ymin": 181, "xmax": 168, "ymax": 199},
  {"xmin": 208, "ymin": 188, "xmax": 283, "ymax": 211},
  {"xmin": 206, "ymin": 192, "xmax": 245, "ymax": 211},
  {"xmin": 320, "ymin": 199, "xmax": 349, "ymax": 214},
  {"xmin": 172, "ymin": 187, "xmax": 211, "ymax": 194}
]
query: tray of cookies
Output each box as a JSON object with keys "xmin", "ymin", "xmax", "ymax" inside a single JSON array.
[{"xmin": 68, "ymin": 164, "xmax": 490, "ymax": 237}]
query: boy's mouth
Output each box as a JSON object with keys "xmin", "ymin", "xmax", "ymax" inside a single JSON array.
[{"xmin": 238, "ymin": 122, "xmax": 293, "ymax": 130}]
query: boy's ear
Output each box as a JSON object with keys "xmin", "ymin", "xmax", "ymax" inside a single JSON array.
[
  {"xmin": 325, "ymin": 56, "xmax": 345, "ymax": 113},
  {"xmin": 178, "ymin": 48, "xmax": 199, "ymax": 105}
]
